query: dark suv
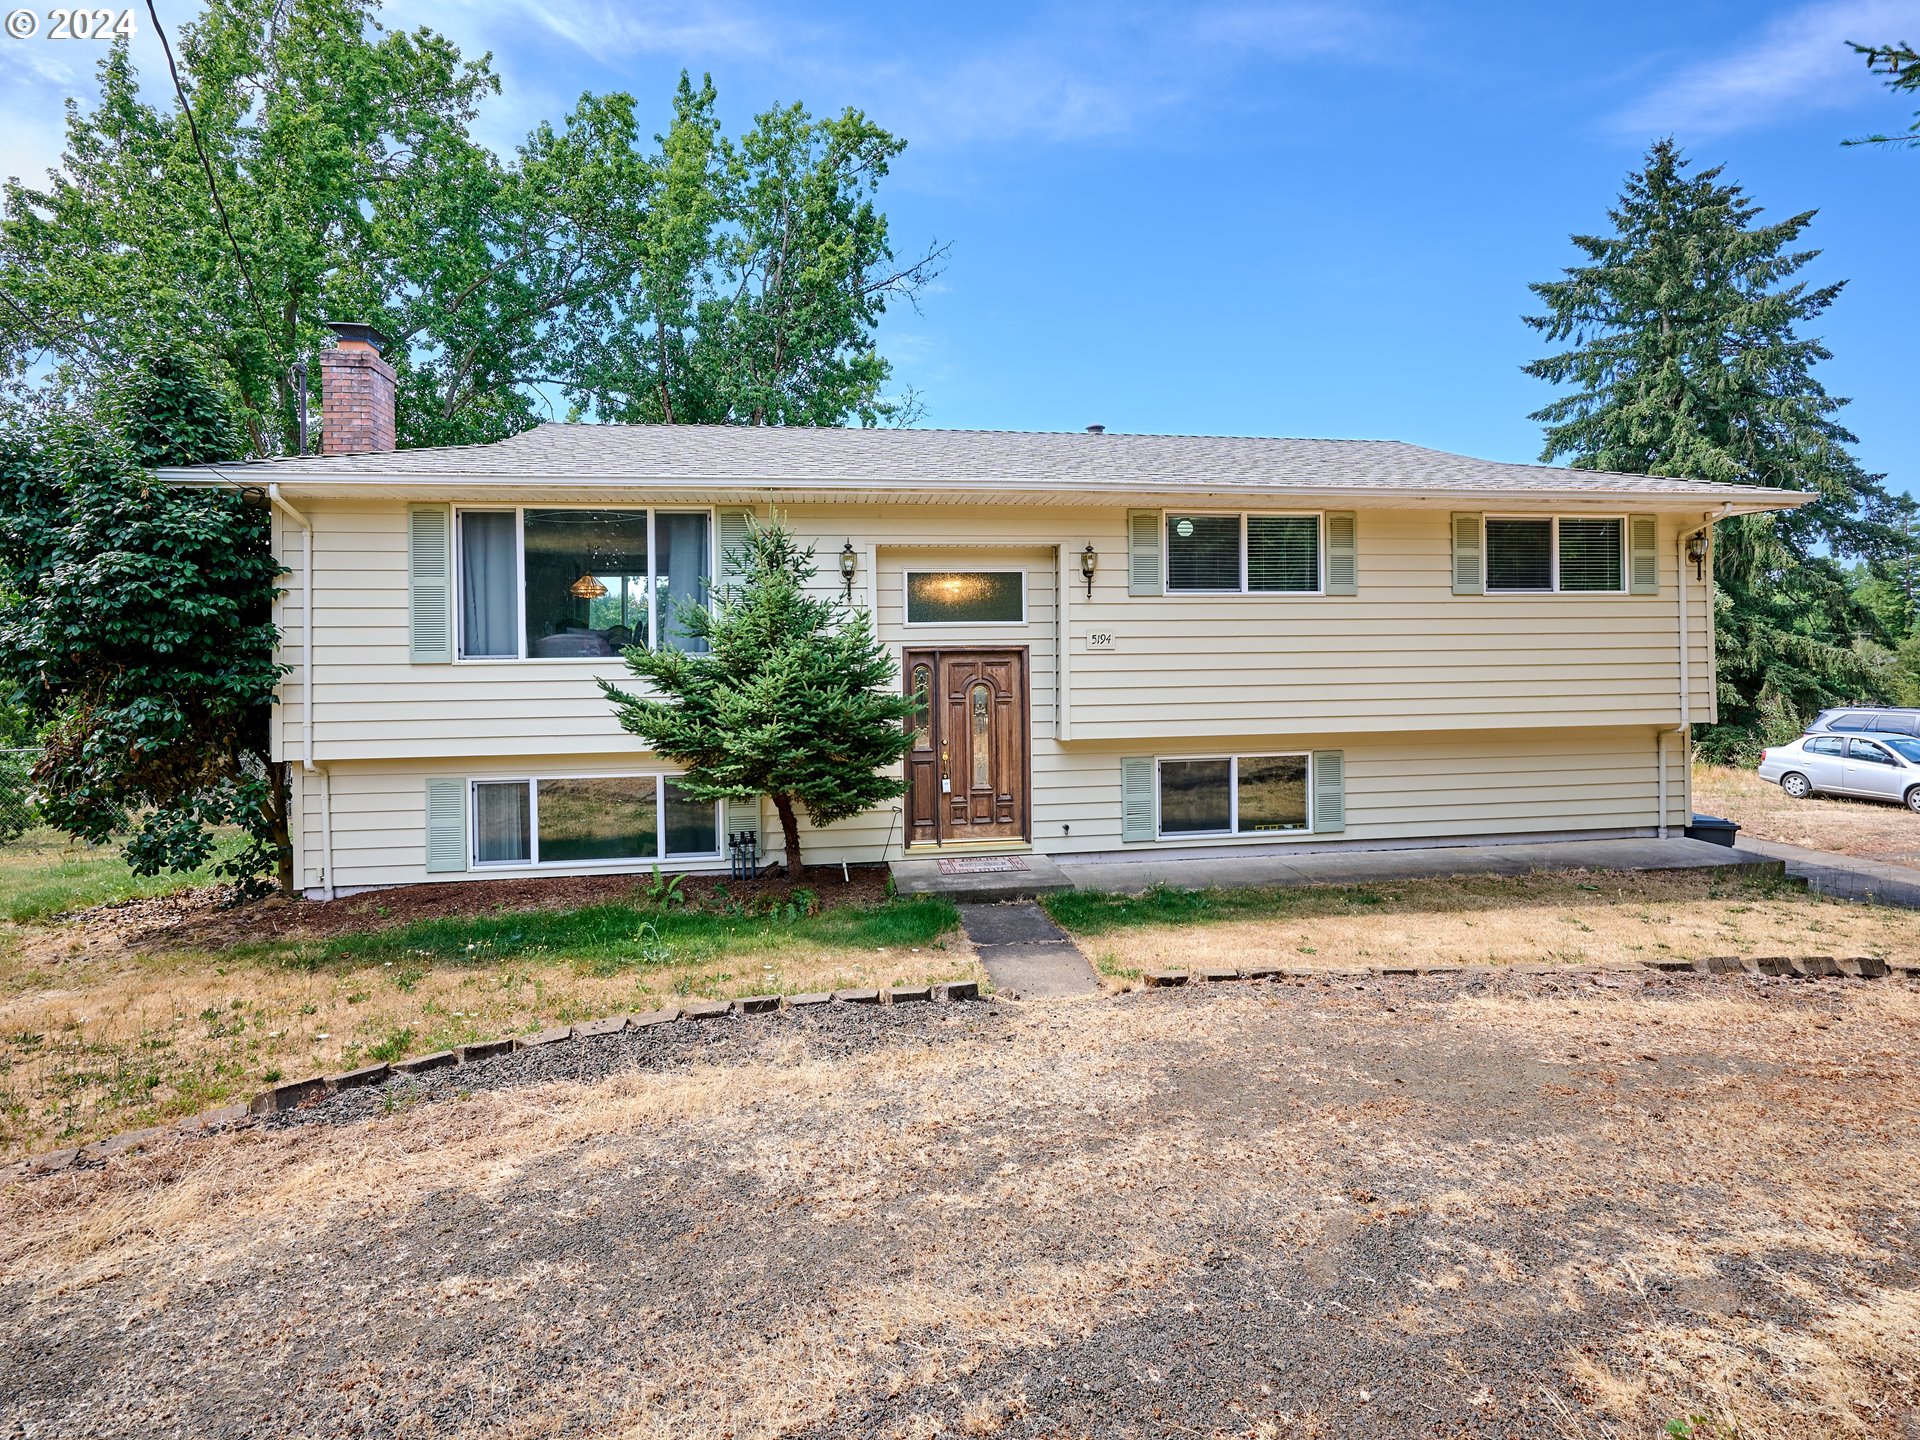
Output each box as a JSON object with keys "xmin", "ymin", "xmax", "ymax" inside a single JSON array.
[{"xmin": 1807, "ymin": 707, "xmax": 1920, "ymax": 738}]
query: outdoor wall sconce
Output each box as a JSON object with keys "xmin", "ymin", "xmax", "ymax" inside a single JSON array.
[
  {"xmin": 1080, "ymin": 543, "xmax": 1097, "ymax": 599},
  {"xmin": 1686, "ymin": 531, "xmax": 1710, "ymax": 580},
  {"xmin": 840, "ymin": 540, "xmax": 858, "ymax": 602}
]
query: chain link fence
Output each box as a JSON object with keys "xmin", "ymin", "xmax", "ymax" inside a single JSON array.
[{"xmin": 0, "ymin": 747, "xmax": 40, "ymax": 845}]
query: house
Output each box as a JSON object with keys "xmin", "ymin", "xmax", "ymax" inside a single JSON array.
[{"xmin": 163, "ymin": 328, "xmax": 1809, "ymax": 898}]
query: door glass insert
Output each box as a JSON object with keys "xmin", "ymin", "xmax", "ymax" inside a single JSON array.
[
  {"xmin": 970, "ymin": 683, "xmax": 990, "ymax": 788},
  {"xmin": 909, "ymin": 663, "xmax": 932, "ymax": 747}
]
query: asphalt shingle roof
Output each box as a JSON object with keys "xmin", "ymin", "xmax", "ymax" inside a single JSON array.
[{"xmin": 185, "ymin": 423, "xmax": 1805, "ymax": 504}]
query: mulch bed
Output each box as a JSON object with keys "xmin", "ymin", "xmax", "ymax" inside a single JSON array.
[{"xmin": 54, "ymin": 864, "xmax": 897, "ymax": 954}]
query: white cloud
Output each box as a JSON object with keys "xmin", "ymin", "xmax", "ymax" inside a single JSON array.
[
  {"xmin": 1611, "ymin": 0, "xmax": 1920, "ymax": 139},
  {"xmin": 439, "ymin": 0, "xmax": 784, "ymax": 60},
  {"xmin": 844, "ymin": 2, "xmax": 1393, "ymax": 146}
]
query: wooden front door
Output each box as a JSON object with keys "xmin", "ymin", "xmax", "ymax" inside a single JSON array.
[{"xmin": 903, "ymin": 648, "xmax": 1029, "ymax": 846}]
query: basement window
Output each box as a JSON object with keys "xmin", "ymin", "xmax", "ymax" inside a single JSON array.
[
  {"xmin": 471, "ymin": 775, "xmax": 719, "ymax": 866},
  {"xmin": 1157, "ymin": 754, "xmax": 1310, "ymax": 837}
]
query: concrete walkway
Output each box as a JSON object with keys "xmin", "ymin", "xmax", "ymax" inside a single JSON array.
[
  {"xmin": 891, "ymin": 852, "xmax": 1073, "ymax": 902},
  {"xmin": 1731, "ymin": 836, "xmax": 1920, "ymax": 911},
  {"xmin": 1049, "ymin": 835, "xmax": 1775, "ymax": 895},
  {"xmin": 958, "ymin": 902, "xmax": 1099, "ymax": 998}
]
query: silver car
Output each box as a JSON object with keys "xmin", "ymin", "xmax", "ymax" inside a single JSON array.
[{"xmin": 1757, "ymin": 732, "xmax": 1920, "ymax": 814}]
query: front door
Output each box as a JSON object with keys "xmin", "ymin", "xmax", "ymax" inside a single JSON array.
[{"xmin": 903, "ymin": 648, "xmax": 1029, "ymax": 846}]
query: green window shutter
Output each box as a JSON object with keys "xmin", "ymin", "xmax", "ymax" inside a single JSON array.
[
  {"xmin": 425, "ymin": 777, "xmax": 467, "ymax": 873},
  {"xmin": 408, "ymin": 503, "xmax": 454, "ymax": 662},
  {"xmin": 1127, "ymin": 511, "xmax": 1162, "ymax": 596},
  {"xmin": 1629, "ymin": 514, "xmax": 1660, "ymax": 595},
  {"xmin": 1120, "ymin": 757, "xmax": 1156, "ymax": 842},
  {"xmin": 1324, "ymin": 511, "xmax": 1357, "ymax": 595},
  {"xmin": 725, "ymin": 793, "xmax": 762, "ymax": 861},
  {"xmin": 1450, "ymin": 513, "xmax": 1483, "ymax": 596},
  {"xmin": 1311, "ymin": 750, "xmax": 1346, "ymax": 834},
  {"xmin": 717, "ymin": 509, "xmax": 754, "ymax": 592}
]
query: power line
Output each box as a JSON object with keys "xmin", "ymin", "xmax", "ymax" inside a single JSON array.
[{"xmin": 142, "ymin": 0, "xmax": 268, "ymax": 322}]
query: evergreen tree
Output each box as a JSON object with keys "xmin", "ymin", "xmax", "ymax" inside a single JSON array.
[
  {"xmin": 1523, "ymin": 140, "xmax": 1912, "ymax": 758},
  {"xmin": 1847, "ymin": 40, "xmax": 1920, "ymax": 149},
  {"xmin": 0, "ymin": 354, "xmax": 288, "ymax": 892},
  {"xmin": 602, "ymin": 519, "xmax": 917, "ymax": 876}
]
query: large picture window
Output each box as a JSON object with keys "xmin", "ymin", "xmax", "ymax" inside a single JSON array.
[
  {"xmin": 1165, "ymin": 513, "xmax": 1321, "ymax": 593},
  {"xmin": 1486, "ymin": 516, "xmax": 1624, "ymax": 594},
  {"xmin": 1157, "ymin": 754, "xmax": 1310, "ymax": 837},
  {"xmin": 471, "ymin": 774, "xmax": 720, "ymax": 867},
  {"xmin": 457, "ymin": 508, "xmax": 713, "ymax": 659}
]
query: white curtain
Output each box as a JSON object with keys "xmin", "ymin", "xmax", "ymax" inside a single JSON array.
[
  {"xmin": 655, "ymin": 513, "xmax": 711, "ymax": 652},
  {"xmin": 460, "ymin": 512, "xmax": 517, "ymax": 657}
]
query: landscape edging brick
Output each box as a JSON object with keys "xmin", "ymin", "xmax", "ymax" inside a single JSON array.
[{"xmin": 6, "ymin": 980, "xmax": 989, "ymax": 1182}]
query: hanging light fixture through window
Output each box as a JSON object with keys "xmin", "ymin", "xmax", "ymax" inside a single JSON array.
[{"xmin": 570, "ymin": 547, "xmax": 608, "ymax": 600}]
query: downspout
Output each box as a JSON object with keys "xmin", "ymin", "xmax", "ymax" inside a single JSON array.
[
  {"xmin": 267, "ymin": 485, "xmax": 334, "ymax": 898},
  {"xmin": 1662, "ymin": 506, "xmax": 1732, "ymax": 839}
]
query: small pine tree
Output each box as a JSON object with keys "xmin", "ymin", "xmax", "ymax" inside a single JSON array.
[
  {"xmin": 1523, "ymin": 140, "xmax": 1912, "ymax": 753},
  {"xmin": 602, "ymin": 518, "xmax": 917, "ymax": 877}
]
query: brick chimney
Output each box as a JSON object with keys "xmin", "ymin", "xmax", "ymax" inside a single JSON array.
[{"xmin": 318, "ymin": 321, "xmax": 396, "ymax": 456}]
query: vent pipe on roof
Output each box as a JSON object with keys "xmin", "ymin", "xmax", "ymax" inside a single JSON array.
[{"xmin": 1085, "ymin": 424, "xmax": 1105, "ymax": 434}]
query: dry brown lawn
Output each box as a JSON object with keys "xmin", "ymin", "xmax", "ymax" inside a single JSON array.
[
  {"xmin": 0, "ymin": 926, "xmax": 978, "ymax": 1158},
  {"xmin": 2, "ymin": 974, "xmax": 1916, "ymax": 1438},
  {"xmin": 1063, "ymin": 868, "xmax": 1917, "ymax": 983},
  {"xmin": 1695, "ymin": 762, "xmax": 1920, "ymax": 868}
]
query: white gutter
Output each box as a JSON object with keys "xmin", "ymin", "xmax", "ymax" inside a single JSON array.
[
  {"xmin": 1660, "ymin": 505, "xmax": 1732, "ymax": 839},
  {"xmin": 265, "ymin": 484, "xmax": 334, "ymax": 898}
]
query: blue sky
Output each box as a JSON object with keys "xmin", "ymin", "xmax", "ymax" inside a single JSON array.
[{"xmin": 2, "ymin": 0, "xmax": 1916, "ymax": 494}]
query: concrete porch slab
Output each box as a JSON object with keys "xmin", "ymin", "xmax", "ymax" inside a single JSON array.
[
  {"xmin": 890, "ymin": 851, "xmax": 1074, "ymax": 902},
  {"xmin": 1050, "ymin": 836, "xmax": 1780, "ymax": 896}
]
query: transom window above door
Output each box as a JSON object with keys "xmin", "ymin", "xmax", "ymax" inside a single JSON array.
[
  {"xmin": 457, "ymin": 508, "xmax": 712, "ymax": 660},
  {"xmin": 1165, "ymin": 513, "xmax": 1321, "ymax": 593},
  {"xmin": 904, "ymin": 571, "xmax": 1026, "ymax": 625}
]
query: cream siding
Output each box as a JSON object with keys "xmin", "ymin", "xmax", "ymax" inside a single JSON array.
[
  {"xmin": 277, "ymin": 501, "xmax": 1716, "ymax": 761},
  {"xmin": 297, "ymin": 725, "xmax": 1691, "ymax": 893},
  {"xmin": 271, "ymin": 494, "xmax": 1723, "ymax": 891}
]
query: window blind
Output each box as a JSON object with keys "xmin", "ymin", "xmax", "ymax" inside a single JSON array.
[
  {"xmin": 1246, "ymin": 516, "xmax": 1319, "ymax": 592},
  {"xmin": 1165, "ymin": 515, "xmax": 1240, "ymax": 591},
  {"xmin": 1558, "ymin": 518, "xmax": 1624, "ymax": 592},
  {"xmin": 1486, "ymin": 518, "xmax": 1553, "ymax": 591}
]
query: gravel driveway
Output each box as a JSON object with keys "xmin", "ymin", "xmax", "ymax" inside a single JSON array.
[{"xmin": 3, "ymin": 970, "xmax": 1918, "ymax": 1439}]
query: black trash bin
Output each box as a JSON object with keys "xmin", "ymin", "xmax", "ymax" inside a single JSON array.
[{"xmin": 1685, "ymin": 814, "xmax": 1741, "ymax": 847}]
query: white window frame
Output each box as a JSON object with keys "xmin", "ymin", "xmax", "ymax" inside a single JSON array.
[
  {"xmin": 900, "ymin": 568, "xmax": 1029, "ymax": 628},
  {"xmin": 1162, "ymin": 510, "xmax": 1325, "ymax": 596},
  {"xmin": 469, "ymin": 772, "xmax": 723, "ymax": 869},
  {"xmin": 452, "ymin": 504, "xmax": 719, "ymax": 662},
  {"xmin": 1154, "ymin": 752, "xmax": 1313, "ymax": 839},
  {"xmin": 1484, "ymin": 514, "xmax": 1628, "ymax": 596}
]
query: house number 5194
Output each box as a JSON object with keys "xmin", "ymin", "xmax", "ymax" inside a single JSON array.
[{"xmin": 1085, "ymin": 632, "xmax": 1115, "ymax": 651}]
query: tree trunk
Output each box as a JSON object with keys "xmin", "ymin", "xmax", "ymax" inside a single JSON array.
[
  {"xmin": 268, "ymin": 760, "xmax": 294, "ymax": 897},
  {"xmin": 772, "ymin": 793, "xmax": 804, "ymax": 878}
]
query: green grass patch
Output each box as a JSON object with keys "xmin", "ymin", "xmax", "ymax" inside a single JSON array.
[
  {"xmin": 0, "ymin": 828, "xmax": 224, "ymax": 924},
  {"xmin": 234, "ymin": 894, "xmax": 962, "ymax": 973},
  {"xmin": 1041, "ymin": 869, "xmax": 1804, "ymax": 937},
  {"xmin": 1042, "ymin": 881, "xmax": 1388, "ymax": 935}
]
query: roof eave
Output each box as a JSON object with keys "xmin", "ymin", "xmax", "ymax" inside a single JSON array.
[{"xmin": 155, "ymin": 466, "xmax": 1811, "ymax": 514}]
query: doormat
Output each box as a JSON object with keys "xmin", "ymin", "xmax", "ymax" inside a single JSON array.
[{"xmin": 937, "ymin": 855, "xmax": 1029, "ymax": 875}]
